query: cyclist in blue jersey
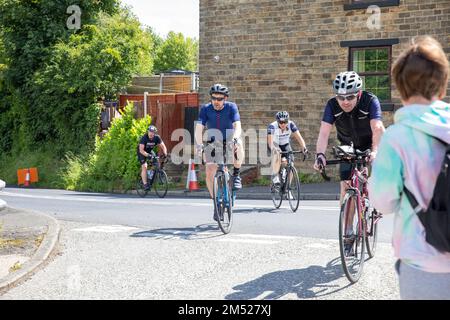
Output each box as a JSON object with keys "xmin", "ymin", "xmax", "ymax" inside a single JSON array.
[
  {"xmin": 194, "ymin": 84, "xmax": 244, "ymax": 221},
  {"xmin": 267, "ymin": 111, "xmax": 308, "ymax": 190}
]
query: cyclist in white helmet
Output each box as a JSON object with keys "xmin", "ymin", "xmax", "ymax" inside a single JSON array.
[
  {"xmin": 267, "ymin": 111, "xmax": 308, "ymax": 189},
  {"xmin": 313, "ymin": 71, "xmax": 385, "ymax": 254}
]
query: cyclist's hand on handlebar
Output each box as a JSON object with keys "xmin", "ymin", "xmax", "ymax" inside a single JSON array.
[
  {"xmin": 369, "ymin": 150, "xmax": 377, "ymax": 163},
  {"xmin": 302, "ymin": 147, "xmax": 309, "ymax": 161},
  {"xmin": 313, "ymin": 153, "xmax": 326, "ymax": 171}
]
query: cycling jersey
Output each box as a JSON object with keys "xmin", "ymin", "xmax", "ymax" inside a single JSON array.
[
  {"xmin": 198, "ymin": 102, "xmax": 240, "ymax": 142},
  {"xmin": 267, "ymin": 120, "xmax": 299, "ymax": 146},
  {"xmin": 138, "ymin": 134, "xmax": 162, "ymax": 154},
  {"xmin": 322, "ymin": 91, "xmax": 382, "ymax": 149}
]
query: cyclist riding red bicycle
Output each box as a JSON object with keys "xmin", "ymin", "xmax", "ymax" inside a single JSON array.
[{"xmin": 314, "ymin": 71, "xmax": 385, "ymax": 253}]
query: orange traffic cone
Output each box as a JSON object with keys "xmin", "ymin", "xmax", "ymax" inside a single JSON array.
[
  {"xmin": 24, "ymin": 168, "xmax": 30, "ymax": 187},
  {"xmin": 188, "ymin": 160, "xmax": 199, "ymax": 191}
]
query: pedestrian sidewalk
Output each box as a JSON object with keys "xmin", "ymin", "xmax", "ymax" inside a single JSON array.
[
  {"xmin": 0, "ymin": 206, "xmax": 60, "ymax": 294},
  {"xmin": 166, "ymin": 181, "xmax": 340, "ymax": 200}
]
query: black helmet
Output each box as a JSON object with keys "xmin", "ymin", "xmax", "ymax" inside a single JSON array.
[
  {"xmin": 209, "ymin": 83, "xmax": 229, "ymax": 96},
  {"xmin": 148, "ymin": 125, "xmax": 157, "ymax": 133},
  {"xmin": 276, "ymin": 111, "xmax": 289, "ymax": 122}
]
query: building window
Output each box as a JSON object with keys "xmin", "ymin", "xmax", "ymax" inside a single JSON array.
[
  {"xmin": 350, "ymin": 46, "xmax": 391, "ymax": 102},
  {"xmin": 344, "ymin": 0, "xmax": 400, "ymax": 10}
]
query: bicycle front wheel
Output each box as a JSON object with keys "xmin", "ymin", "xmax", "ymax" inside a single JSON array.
[
  {"xmin": 366, "ymin": 207, "xmax": 379, "ymax": 258},
  {"xmin": 136, "ymin": 174, "xmax": 148, "ymax": 198},
  {"xmin": 213, "ymin": 173, "xmax": 233, "ymax": 234},
  {"xmin": 339, "ymin": 190, "xmax": 365, "ymax": 283},
  {"xmin": 270, "ymin": 179, "xmax": 283, "ymax": 209},
  {"xmin": 286, "ymin": 167, "xmax": 300, "ymax": 212},
  {"xmin": 154, "ymin": 170, "xmax": 168, "ymax": 198}
]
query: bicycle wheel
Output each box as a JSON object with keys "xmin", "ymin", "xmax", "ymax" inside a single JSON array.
[
  {"xmin": 136, "ymin": 174, "xmax": 148, "ymax": 198},
  {"xmin": 286, "ymin": 166, "xmax": 300, "ymax": 212},
  {"xmin": 339, "ymin": 190, "xmax": 365, "ymax": 283},
  {"xmin": 365, "ymin": 207, "xmax": 379, "ymax": 258},
  {"xmin": 154, "ymin": 170, "xmax": 168, "ymax": 198},
  {"xmin": 213, "ymin": 172, "xmax": 233, "ymax": 234},
  {"xmin": 270, "ymin": 178, "xmax": 283, "ymax": 209}
]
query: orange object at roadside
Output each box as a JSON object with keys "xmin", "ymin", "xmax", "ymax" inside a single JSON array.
[{"xmin": 17, "ymin": 167, "xmax": 39, "ymax": 186}]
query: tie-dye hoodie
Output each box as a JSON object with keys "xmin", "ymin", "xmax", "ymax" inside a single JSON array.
[{"xmin": 368, "ymin": 100, "xmax": 450, "ymax": 273}]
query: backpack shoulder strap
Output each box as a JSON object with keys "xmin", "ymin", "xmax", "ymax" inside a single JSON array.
[{"xmin": 403, "ymin": 186, "xmax": 423, "ymax": 214}]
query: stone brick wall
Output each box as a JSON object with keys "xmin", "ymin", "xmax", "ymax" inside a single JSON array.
[{"xmin": 199, "ymin": 0, "xmax": 450, "ymax": 174}]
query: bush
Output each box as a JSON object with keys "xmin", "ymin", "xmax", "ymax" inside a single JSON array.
[{"xmin": 60, "ymin": 102, "xmax": 151, "ymax": 192}]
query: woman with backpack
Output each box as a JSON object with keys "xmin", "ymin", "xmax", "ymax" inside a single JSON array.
[{"xmin": 369, "ymin": 35, "xmax": 450, "ymax": 299}]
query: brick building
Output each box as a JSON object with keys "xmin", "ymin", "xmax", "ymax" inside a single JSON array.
[{"xmin": 199, "ymin": 0, "xmax": 450, "ymax": 173}]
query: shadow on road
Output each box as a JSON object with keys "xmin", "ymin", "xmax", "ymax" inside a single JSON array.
[
  {"xmin": 225, "ymin": 257, "xmax": 351, "ymax": 299},
  {"xmin": 130, "ymin": 224, "xmax": 224, "ymax": 240}
]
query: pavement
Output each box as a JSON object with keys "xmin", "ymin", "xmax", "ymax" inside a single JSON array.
[
  {"xmin": 0, "ymin": 180, "xmax": 338, "ymax": 294},
  {"xmin": 0, "ymin": 205, "xmax": 60, "ymax": 294}
]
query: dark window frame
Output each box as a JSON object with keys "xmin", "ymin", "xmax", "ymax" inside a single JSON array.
[
  {"xmin": 344, "ymin": 0, "xmax": 400, "ymax": 11},
  {"xmin": 349, "ymin": 46, "xmax": 393, "ymax": 110}
]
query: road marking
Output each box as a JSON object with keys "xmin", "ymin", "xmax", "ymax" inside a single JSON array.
[
  {"xmin": 72, "ymin": 225, "xmax": 139, "ymax": 233},
  {"xmin": 231, "ymin": 233, "xmax": 297, "ymax": 240},
  {"xmin": 216, "ymin": 238, "xmax": 279, "ymax": 245},
  {"xmin": 0, "ymin": 191, "xmax": 338, "ymax": 211}
]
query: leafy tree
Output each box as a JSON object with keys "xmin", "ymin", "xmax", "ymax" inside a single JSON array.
[
  {"xmin": 153, "ymin": 31, "xmax": 198, "ymax": 72},
  {"xmin": 0, "ymin": 1, "xmax": 153, "ymax": 155}
]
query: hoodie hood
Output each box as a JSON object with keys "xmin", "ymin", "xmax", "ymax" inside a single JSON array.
[{"xmin": 394, "ymin": 100, "xmax": 450, "ymax": 144}]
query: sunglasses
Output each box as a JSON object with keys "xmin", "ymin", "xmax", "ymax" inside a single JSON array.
[
  {"xmin": 211, "ymin": 96, "xmax": 225, "ymax": 101},
  {"xmin": 336, "ymin": 94, "xmax": 358, "ymax": 102},
  {"xmin": 278, "ymin": 120, "xmax": 288, "ymax": 124}
]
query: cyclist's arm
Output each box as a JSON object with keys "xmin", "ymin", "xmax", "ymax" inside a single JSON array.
[
  {"xmin": 159, "ymin": 141, "xmax": 168, "ymax": 156},
  {"xmin": 139, "ymin": 144, "xmax": 150, "ymax": 157},
  {"xmin": 232, "ymin": 121, "xmax": 242, "ymax": 140},
  {"xmin": 370, "ymin": 119, "xmax": 385, "ymax": 154},
  {"xmin": 316, "ymin": 121, "xmax": 332, "ymax": 155},
  {"xmin": 292, "ymin": 130, "xmax": 306, "ymax": 150},
  {"xmin": 194, "ymin": 122, "xmax": 204, "ymax": 147}
]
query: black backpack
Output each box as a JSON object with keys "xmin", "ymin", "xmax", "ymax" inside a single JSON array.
[{"xmin": 403, "ymin": 138, "xmax": 450, "ymax": 253}]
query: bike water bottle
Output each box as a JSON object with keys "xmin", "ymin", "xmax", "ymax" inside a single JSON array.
[
  {"xmin": 147, "ymin": 169, "xmax": 154, "ymax": 180},
  {"xmin": 281, "ymin": 168, "xmax": 287, "ymax": 182}
]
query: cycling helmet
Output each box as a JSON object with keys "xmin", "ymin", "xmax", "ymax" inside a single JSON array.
[
  {"xmin": 276, "ymin": 111, "xmax": 289, "ymax": 122},
  {"xmin": 148, "ymin": 125, "xmax": 157, "ymax": 133},
  {"xmin": 333, "ymin": 71, "xmax": 363, "ymax": 95},
  {"xmin": 209, "ymin": 83, "xmax": 229, "ymax": 97}
]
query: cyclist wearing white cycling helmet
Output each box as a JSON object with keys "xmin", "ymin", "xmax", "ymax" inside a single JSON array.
[
  {"xmin": 267, "ymin": 111, "xmax": 308, "ymax": 188},
  {"xmin": 137, "ymin": 125, "xmax": 168, "ymax": 191},
  {"xmin": 314, "ymin": 71, "xmax": 385, "ymax": 202},
  {"xmin": 195, "ymin": 84, "xmax": 244, "ymax": 218}
]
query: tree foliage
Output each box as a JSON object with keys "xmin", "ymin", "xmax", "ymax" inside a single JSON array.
[{"xmin": 153, "ymin": 31, "xmax": 198, "ymax": 72}]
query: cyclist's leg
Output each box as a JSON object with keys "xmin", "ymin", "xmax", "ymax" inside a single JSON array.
[
  {"xmin": 231, "ymin": 140, "xmax": 244, "ymax": 189},
  {"xmin": 340, "ymin": 162, "xmax": 355, "ymax": 236},
  {"xmin": 204, "ymin": 144, "xmax": 218, "ymax": 198},
  {"xmin": 269, "ymin": 146, "xmax": 281, "ymax": 183},
  {"xmin": 138, "ymin": 153, "xmax": 148, "ymax": 185}
]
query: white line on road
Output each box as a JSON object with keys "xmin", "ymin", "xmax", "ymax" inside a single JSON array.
[
  {"xmin": 216, "ymin": 238, "xmax": 279, "ymax": 244},
  {"xmin": 0, "ymin": 191, "xmax": 338, "ymax": 211}
]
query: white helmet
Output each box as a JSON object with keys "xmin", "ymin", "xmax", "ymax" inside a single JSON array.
[{"xmin": 333, "ymin": 71, "xmax": 363, "ymax": 95}]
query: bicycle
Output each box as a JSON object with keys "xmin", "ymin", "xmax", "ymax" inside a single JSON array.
[
  {"xmin": 203, "ymin": 141, "xmax": 237, "ymax": 234},
  {"xmin": 270, "ymin": 150, "xmax": 307, "ymax": 212},
  {"xmin": 136, "ymin": 153, "xmax": 169, "ymax": 198},
  {"xmin": 318, "ymin": 145, "xmax": 382, "ymax": 283}
]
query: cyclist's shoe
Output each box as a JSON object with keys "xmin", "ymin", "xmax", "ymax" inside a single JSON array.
[
  {"xmin": 143, "ymin": 183, "xmax": 151, "ymax": 191},
  {"xmin": 232, "ymin": 174, "xmax": 242, "ymax": 190},
  {"xmin": 343, "ymin": 234, "xmax": 355, "ymax": 257},
  {"xmin": 271, "ymin": 175, "xmax": 281, "ymax": 191}
]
